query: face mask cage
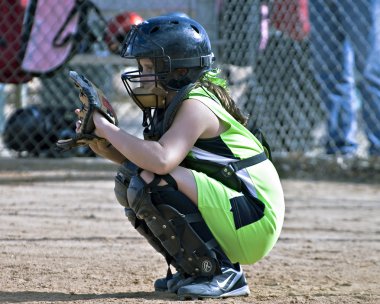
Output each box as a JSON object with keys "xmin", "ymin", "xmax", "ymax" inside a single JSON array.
[
  {"xmin": 121, "ymin": 55, "xmax": 171, "ymax": 84},
  {"xmin": 121, "ymin": 56, "xmax": 172, "ymax": 110},
  {"xmin": 120, "ymin": 69, "xmax": 163, "ymax": 133},
  {"xmin": 120, "ymin": 56, "xmax": 170, "ymax": 134}
]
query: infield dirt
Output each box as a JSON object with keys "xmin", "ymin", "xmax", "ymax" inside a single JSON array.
[{"xmin": 0, "ymin": 159, "xmax": 379, "ymax": 304}]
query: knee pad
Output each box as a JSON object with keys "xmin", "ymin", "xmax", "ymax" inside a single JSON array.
[
  {"xmin": 127, "ymin": 174, "xmax": 220, "ymax": 277},
  {"xmin": 114, "ymin": 160, "xmax": 139, "ymax": 207},
  {"xmin": 116, "ymin": 163, "xmax": 184, "ymax": 273}
]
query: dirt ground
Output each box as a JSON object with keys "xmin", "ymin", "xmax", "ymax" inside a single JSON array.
[{"xmin": 0, "ymin": 159, "xmax": 379, "ymax": 304}]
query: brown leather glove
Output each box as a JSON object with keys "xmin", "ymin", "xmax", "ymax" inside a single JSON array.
[{"xmin": 56, "ymin": 71, "xmax": 118, "ymax": 152}]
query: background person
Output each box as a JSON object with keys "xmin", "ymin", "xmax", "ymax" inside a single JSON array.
[{"xmin": 309, "ymin": 0, "xmax": 380, "ymax": 156}]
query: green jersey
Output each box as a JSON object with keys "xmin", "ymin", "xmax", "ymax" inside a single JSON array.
[{"xmin": 185, "ymin": 86, "xmax": 285, "ymax": 264}]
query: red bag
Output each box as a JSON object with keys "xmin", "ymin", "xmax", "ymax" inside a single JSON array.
[
  {"xmin": 271, "ymin": 0, "xmax": 310, "ymax": 41},
  {"xmin": 0, "ymin": 0, "xmax": 33, "ymax": 83}
]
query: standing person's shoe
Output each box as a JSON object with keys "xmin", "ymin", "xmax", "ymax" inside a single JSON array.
[{"xmin": 177, "ymin": 265, "xmax": 250, "ymax": 300}]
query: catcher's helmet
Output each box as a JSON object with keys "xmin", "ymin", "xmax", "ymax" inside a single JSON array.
[
  {"xmin": 104, "ymin": 11, "xmax": 143, "ymax": 54},
  {"xmin": 120, "ymin": 15, "xmax": 214, "ymax": 108}
]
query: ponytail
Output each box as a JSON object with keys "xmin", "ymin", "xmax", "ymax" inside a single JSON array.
[{"xmin": 196, "ymin": 69, "xmax": 248, "ymax": 126}]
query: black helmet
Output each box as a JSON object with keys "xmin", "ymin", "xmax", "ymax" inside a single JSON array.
[
  {"xmin": 2, "ymin": 105, "xmax": 94, "ymax": 157},
  {"xmin": 120, "ymin": 15, "xmax": 214, "ymax": 107}
]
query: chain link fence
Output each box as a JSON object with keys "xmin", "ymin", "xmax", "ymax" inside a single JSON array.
[{"xmin": 1, "ymin": 0, "xmax": 379, "ymax": 162}]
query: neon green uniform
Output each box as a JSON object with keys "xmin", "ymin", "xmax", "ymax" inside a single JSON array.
[{"xmin": 186, "ymin": 86, "xmax": 285, "ymax": 265}]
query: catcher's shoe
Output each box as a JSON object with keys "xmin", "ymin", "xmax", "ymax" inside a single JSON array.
[
  {"xmin": 176, "ymin": 265, "xmax": 250, "ymax": 300},
  {"xmin": 154, "ymin": 272, "xmax": 182, "ymax": 292},
  {"xmin": 154, "ymin": 272, "xmax": 196, "ymax": 293}
]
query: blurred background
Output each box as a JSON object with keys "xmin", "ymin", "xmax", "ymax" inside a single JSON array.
[{"xmin": 1, "ymin": 0, "xmax": 379, "ymax": 180}]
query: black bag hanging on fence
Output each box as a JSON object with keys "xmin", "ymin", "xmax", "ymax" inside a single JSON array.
[{"xmin": 3, "ymin": 104, "xmax": 95, "ymax": 157}]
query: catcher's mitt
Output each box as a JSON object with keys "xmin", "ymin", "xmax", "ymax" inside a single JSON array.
[{"xmin": 56, "ymin": 71, "xmax": 118, "ymax": 152}]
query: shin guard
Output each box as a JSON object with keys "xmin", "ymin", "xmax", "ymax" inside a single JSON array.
[{"xmin": 127, "ymin": 174, "xmax": 220, "ymax": 277}]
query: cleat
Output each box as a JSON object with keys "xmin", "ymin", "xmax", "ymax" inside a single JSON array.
[
  {"xmin": 177, "ymin": 265, "xmax": 250, "ymax": 300},
  {"xmin": 154, "ymin": 276, "xmax": 171, "ymax": 292},
  {"xmin": 154, "ymin": 272, "xmax": 196, "ymax": 293},
  {"xmin": 154, "ymin": 272, "xmax": 182, "ymax": 292}
]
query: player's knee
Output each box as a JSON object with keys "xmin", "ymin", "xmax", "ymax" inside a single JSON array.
[
  {"xmin": 114, "ymin": 160, "xmax": 139, "ymax": 207},
  {"xmin": 126, "ymin": 174, "xmax": 147, "ymax": 218},
  {"xmin": 140, "ymin": 170, "xmax": 169, "ymax": 186},
  {"xmin": 139, "ymin": 170, "xmax": 154, "ymax": 183}
]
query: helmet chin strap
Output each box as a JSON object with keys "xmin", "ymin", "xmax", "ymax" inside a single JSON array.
[{"xmin": 132, "ymin": 86, "xmax": 168, "ymax": 108}]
